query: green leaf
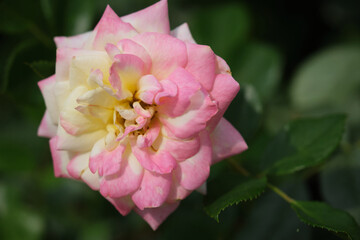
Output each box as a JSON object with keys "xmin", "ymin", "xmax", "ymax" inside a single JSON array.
[
  {"xmin": 291, "ymin": 45, "xmax": 360, "ymax": 110},
  {"xmin": 204, "ymin": 175, "xmax": 267, "ymax": 222},
  {"xmin": 291, "ymin": 201, "xmax": 360, "ymax": 240},
  {"xmin": 191, "ymin": 3, "xmax": 250, "ymax": 59},
  {"xmin": 259, "ymin": 114, "xmax": 346, "ymax": 175},
  {"xmin": 234, "ymin": 43, "xmax": 283, "ymax": 102}
]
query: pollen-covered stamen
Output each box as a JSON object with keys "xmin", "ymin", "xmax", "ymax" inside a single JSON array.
[{"xmin": 113, "ymin": 100, "xmax": 156, "ymax": 141}]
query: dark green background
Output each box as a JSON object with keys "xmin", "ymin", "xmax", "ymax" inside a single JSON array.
[{"xmin": 0, "ymin": 0, "xmax": 359, "ymax": 239}]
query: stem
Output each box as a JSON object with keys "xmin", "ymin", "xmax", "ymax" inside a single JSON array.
[
  {"xmin": 228, "ymin": 158, "xmax": 250, "ymax": 177},
  {"xmin": 267, "ymin": 183, "xmax": 295, "ymax": 204}
]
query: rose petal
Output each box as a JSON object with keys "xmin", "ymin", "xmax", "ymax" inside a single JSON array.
[
  {"xmin": 134, "ymin": 202, "xmax": 180, "ymax": 230},
  {"xmin": 38, "ymin": 75, "xmax": 58, "ymax": 124},
  {"xmin": 49, "ymin": 137, "xmax": 71, "ymax": 178},
  {"xmin": 175, "ymin": 131, "xmax": 212, "ymax": 190},
  {"xmin": 210, "ymin": 117, "xmax": 248, "ymax": 164},
  {"xmin": 133, "ymin": 32, "xmax": 187, "ymax": 79},
  {"xmin": 157, "ymin": 67, "xmax": 201, "ymax": 117},
  {"xmin": 117, "ymin": 39, "xmax": 152, "ymax": 73},
  {"xmin": 121, "ymin": 0, "xmax": 170, "ymax": 34},
  {"xmin": 107, "ymin": 196, "xmax": 134, "ymax": 216},
  {"xmin": 171, "ymin": 23, "xmax": 196, "ymax": 43},
  {"xmin": 67, "ymin": 152, "xmax": 90, "ymax": 179},
  {"xmin": 54, "ymin": 31, "xmax": 92, "ymax": 49},
  {"xmin": 131, "ymin": 170, "xmax": 172, "ymax": 210},
  {"xmin": 185, "ymin": 43, "xmax": 216, "ymax": 91},
  {"xmin": 38, "ymin": 111, "xmax": 57, "ymax": 138},
  {"xmin": 208, "ymin": 73, "xmax": 240, "ymax": 131},
  {"xmin": 159, "ymin": 90, "xmax": 218, "ymax": 139},
  {"xmin": 100, "ymin": 150, "xmax": 144, "ymax": 198},
  {"xmin": 90, "ymin": 6, "xmax": 137, "ymax": 50},
  {"xmin": 89, "ymin": 138, "xmax": 125, "ymax": 176},
  {"xmin": 81, "ymin": 168, "xmax": 100, "ymax": 190}
]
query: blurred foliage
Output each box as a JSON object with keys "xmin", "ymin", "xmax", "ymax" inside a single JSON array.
[{"xmin": 0, "ymin": 0, "xmax": 360, "ymax": 239}]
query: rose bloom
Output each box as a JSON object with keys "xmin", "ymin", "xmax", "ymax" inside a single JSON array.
[{"xmin": 38, "ymin": 0, "xmax": 247, "ymax": 230}]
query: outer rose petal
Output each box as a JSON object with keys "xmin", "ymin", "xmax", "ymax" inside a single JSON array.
[
  {"xmin": 210, "ymin": 118, "xmax": 248, "ymax": 164},
  {"xmin": 54, "ymin": 31, "xmax": 92, "ymax": 49},
  {"xmin": 131, "ymin": 170, "xmax": 172, "ymax": 210},
  {"xmin": 134, "ymin": 202, "xmax": 180, "ymax": 230},
  {"xmin": 185, "ymin": 43, "xmax": 216, "ymax": 91},
  {"xmin": 175, "ymin": 131, "xmax": 212, "ymax": 190},
  {"xmin": 90, "ymin": 6, "xmax": 137, "ymax": 50},
  {"xmin": 49, "ymin": 137, "xmax": 71, "ymax": 178},
  {"xmin": 107, "ymin": 196, "xmax": 134, "ymax": 216},
  {"xmin": 121, "ymin": 0, "xmax": 170, "ymax": 34},
  {"xmin": 167, "ymin": 175, "xmax": 191, "ymax": 202},
  {"xmin": 171, "ymin": 23, "xmax": 196, "ymax": 43},
  {"xmin": 81, "ymin": 168, "xmax": 100, "ymax": 190},
  {"xmin": 208, "ymin": 73, "xmax": 240, "ymax": 130},
  {"xmin": 38, "ymin": 75, "xmax": 58, "ymax": 124},
  {"xmin": 133, "ymin": 32, "xmax": 187, "ymax": 80},
  {"xmin": 67, "ymin": 152, "xmax": 90, "ymax": 179},
  {"xmin": 38, "ymin": 111, "xmax": 57, "ymax": 138}
]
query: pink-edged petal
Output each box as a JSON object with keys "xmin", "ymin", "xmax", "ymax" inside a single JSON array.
[
  {"xmin": 38, "ymin": 75, "xmax": 58, "ymax": 124},
  {"xmin": 171, "ymin": 23, "xmax": 196, "ymax": 43},
  {"xmin": 131, "ymin": 143, "xmax": 177, "ymax": 174},
  {"xmin": 107, "ymin": 196, "xmax": 134, "ymax": 216},
  {"xmin": 38, "ymin": 111, "xmax": 57, "ymax": 138},
  {"xmin": 167, "ymin": 175, "xmax": 191, "ymax": 202},
  {"xmin": 49, "ymin": 137, "xmax": 71, "ymax": 178},
  {"xmin": 121, "ymin": 0, "xmax": 170, "ymax": 34},
  {"xmin": 157, "ymin": 67, "xmax": 201, "ymax": 117},
  {"xmin": 105, "ymin": 43, "xmax": 121, "ymax": 60},
  {"xmin": 117, "ymin": 39, "xmax": 152, "ymax": 73},
  {"xmin": 210, "ymin": 117, "xmax": 247, "ymax": 164},
  {"xmin": 89, "ymin": 138, "xmax": 125, "ymax": 176},
  {"xmin": 131, "ymin": 170, "xmax": 172, "ymax": 210},
  {"xmin": 133, "ymin": 32, "xmax": 187, "ymax": 79},
  {"xmin": 136, "ymin": 118, "xmax": 161, "ymax": 148},
  {"xmin": 136, "ymin": 75, "xmax": 162, "ymax": 104},
  {"xmin": 54, "ymin": 31, "xmax": 92, "ymax": 49},
  {"xmin": 208, "ymin": 73, "xmax": 240, "ymax": 131},
  {"xmin": 175, "ymin": 131, "xmax": 212, "ymax": 190},
  {"xmin": 154, "ymin": 79, "xmax": 178, "ymax": 105},
  {"xmin": 185, "ymin": 43, "xmax": 216, "ymax": 91},
  {"xmin": 90, "ymin": 6, "xmax": 137, "ymax": 50},
  {"xmin": 159, "ymin": 90, "xmax": 218, "ymax": 139},
  {"xmin": 133, "ymin": 101, "xmax": 151, "ymax": 118},
  {"xmin": 110, "ymin": 54, "xmax": 145, "ymax": 97},
  {"xmin": 100, "ymin": 150, "xmax": 144, "ymax": 198},
  {"xmin": 157, "ymin": 131, "xmax": 201, "ymax": 161},
  {"xmin": 81, "ymin": 167, "xmax": 100, "ymax": 190},
  {"xmin": 134, "ymin": 202, "xmax": 180, "ymax": 230},
  {"xmin": 216, "ymin": 56, "xmax": 231, "ymax": 74},
  {"xmin": 57, "ymin": 125, "xmax": 107, "ymax": 152},
  {"xmin": 67, "ymin": 152, "xmax": 90, "ymax": 179}
]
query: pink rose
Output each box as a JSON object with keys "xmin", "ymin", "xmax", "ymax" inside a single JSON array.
[{"xmin": 38, "ymin": 0, "xmax": 247, "ymax": 230}]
